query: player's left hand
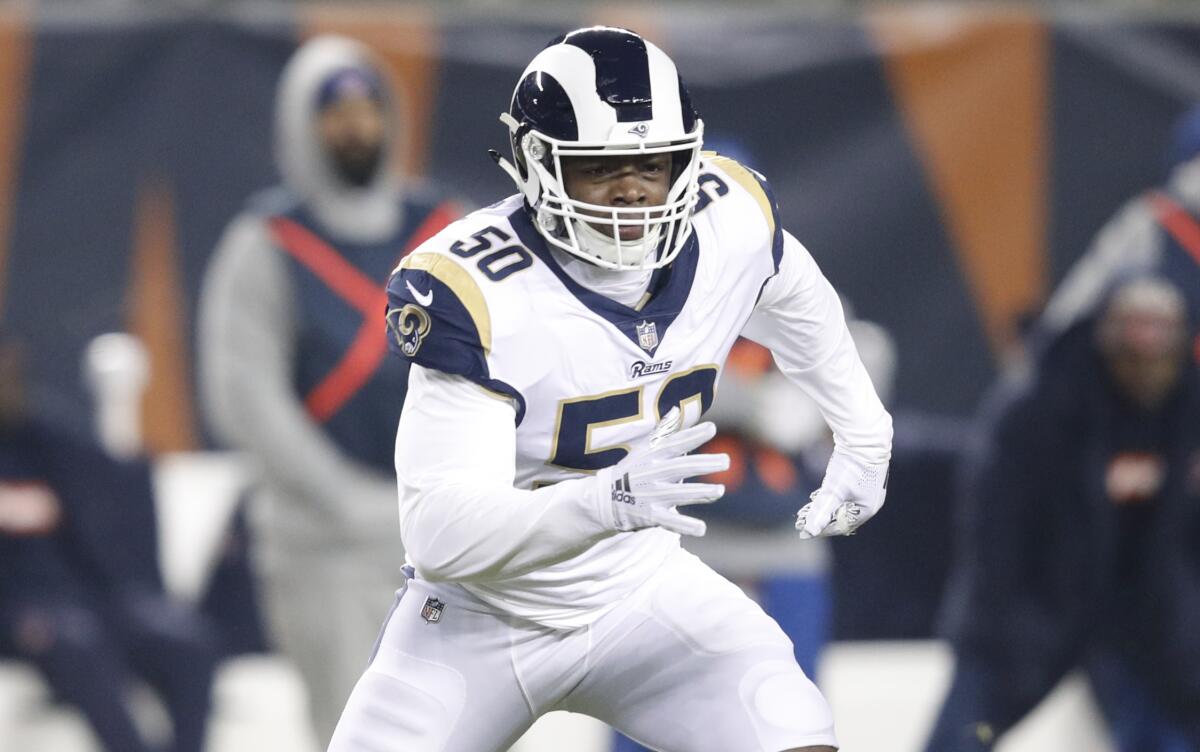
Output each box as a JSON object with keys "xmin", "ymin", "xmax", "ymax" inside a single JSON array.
[{"xmin": 796, "ymin": 449, "xmax": 888, "ymax": 539}]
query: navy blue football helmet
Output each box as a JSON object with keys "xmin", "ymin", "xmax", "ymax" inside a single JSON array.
[{"xmin": 494, "ymin": 27, "xmax": 704, "ymax": 270}]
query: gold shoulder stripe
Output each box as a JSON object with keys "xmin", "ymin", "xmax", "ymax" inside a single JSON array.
[
  {"xmin": 400, "ymin": 252, "xmax": 493, "ymax": 354},
  {"xmin": 707, "ymin": 154, "xmax": 776, "ymax": 238}
]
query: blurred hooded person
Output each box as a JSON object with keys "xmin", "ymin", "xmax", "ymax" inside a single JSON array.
[
  {"xmin": 198, "ymin": 35, "xmax": 461, "ymax": 745},
  {"xmin": 926, "ymin": 274, "xmax": 1200, "ymax": 751}
]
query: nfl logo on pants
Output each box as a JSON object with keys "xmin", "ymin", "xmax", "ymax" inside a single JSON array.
[
  {"xmin": 421, "ymin": 597, "xmax": 445, "ymax": 624},
  {"xmin": 636, "ymin": 320, "xmax": 658, "ymax": 352}
]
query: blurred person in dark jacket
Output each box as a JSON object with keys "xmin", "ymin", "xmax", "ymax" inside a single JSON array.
[
  {"xmin": 198, "ymin": 34, "xmax": 460, "ymax": 746},
  {"xmin": 0, "ymin": 334, "xmax": 217, "ymax": 752},
  {"xmin": 925, "ymin": 274, "xmax": 1200, "ymax": 751}
]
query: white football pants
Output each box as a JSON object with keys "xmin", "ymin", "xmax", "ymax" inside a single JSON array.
[{"xmin": 328, "ymin": 548, "xmax": 837, "ymax": 752}]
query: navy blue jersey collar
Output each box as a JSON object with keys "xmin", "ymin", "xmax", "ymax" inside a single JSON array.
[{"xmin": 507, "ymin": 208, "xmax": 699, "ymax": 357}]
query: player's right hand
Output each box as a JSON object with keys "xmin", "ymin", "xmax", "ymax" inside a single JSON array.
[{"xmin": 594, "ymin": 408, "xmax": 729, "ymax": 537}]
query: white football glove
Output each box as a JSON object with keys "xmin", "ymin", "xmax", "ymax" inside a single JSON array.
[
  {"xmin": 796, "ymin": 448, "xmax": 889, "ymax": 539},
  {"xmin": 594, "ymin": 408, "xmax": 729, "ymax": 537}
]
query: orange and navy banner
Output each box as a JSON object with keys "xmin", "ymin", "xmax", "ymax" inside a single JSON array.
[{"xmin": 0, "ymin": 6, "xmax": 1198, "ymax": 448}]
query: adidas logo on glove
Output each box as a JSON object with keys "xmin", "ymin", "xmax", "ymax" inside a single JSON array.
[{"xmin": 611, "ymin": 474, "xmax": 637, "ymax": 505}]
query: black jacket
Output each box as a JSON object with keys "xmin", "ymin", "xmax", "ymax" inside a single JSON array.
[
  {"xmin": 941, "ymin": 320, "xmax": 1200, "ymax": 735},
  {"xmin": 0, "ymin": 419, "xmax": 162, "ymax": 610}
]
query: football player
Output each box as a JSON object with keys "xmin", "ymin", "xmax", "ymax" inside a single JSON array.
[{"xmin": 329, "ymin": 27, "xmax": 892, "ymax": 752}]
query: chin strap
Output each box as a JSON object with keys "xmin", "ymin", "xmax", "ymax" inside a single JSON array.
[
  {"xmin": 490, "ymin": 112, "xmax": 543, "ymax": 210},
  {"xmin": 488, "ymin": 149, "xmax": 524, "ymax": 191},
  {"xmin": 573, "ymin": 219, "xmax": 660, "ymax": 268}
]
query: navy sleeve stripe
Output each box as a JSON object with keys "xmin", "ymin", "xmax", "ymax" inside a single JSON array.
[
  {"xmin": 399, "ymin": 252, "xmax": 492, "ymax": 353},
  {"xmin": 479, "ymin": 379, "xmax": 528, "ymax": 427},
  {"xmin": 759, "ymin": 173, "xmax": 786, "ymax": 275},
  {"xmin": 386, "ymin": 265, "xmax": 527, "ymax": 426},
  {"xmin": 387, "ymin": 258, "xmax": 490, "ymax": 387}
]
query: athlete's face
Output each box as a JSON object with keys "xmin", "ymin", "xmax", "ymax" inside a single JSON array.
[
  {"xmin": 561, "ymin": 153, "xmax": 671, "ymax": 241},
  {"xmin": 318, "ymin": 93, "xmax": 386, "ymax": 187}
]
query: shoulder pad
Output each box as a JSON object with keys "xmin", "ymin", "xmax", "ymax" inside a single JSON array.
[
  {"xmin": 703, "ymin": 152, "xmax": 784, "ymax": 273},
  {"xmin": 386, "ymin": 251, "xmax": 492, "ymax": 382}
]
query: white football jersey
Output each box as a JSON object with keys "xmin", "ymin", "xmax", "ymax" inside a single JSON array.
[{"xmin": 386, "ymin": 155, "xmax": 888, "ymax": 627}]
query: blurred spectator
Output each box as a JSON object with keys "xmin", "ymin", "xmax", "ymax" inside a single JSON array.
[
  {"xmin": 925, "ymin": 275, "xmax": 1200, "ymax": 751},
  {"xmin": 0, "ymin": 333, "xmax": 218, "ymax": 752},
  {"xmin": 198, "ymin": 34, "xmax": 461, "ymax": 745}
]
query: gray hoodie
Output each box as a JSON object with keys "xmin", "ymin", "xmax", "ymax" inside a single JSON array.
[{"xmin": 198, "ymin": 35, "xmax": 407, "ymax": 555}]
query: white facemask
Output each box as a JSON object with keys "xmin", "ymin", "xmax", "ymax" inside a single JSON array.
[{"xmin": 567, "ymin": 215, "xmax": 664, "ymax": 268}]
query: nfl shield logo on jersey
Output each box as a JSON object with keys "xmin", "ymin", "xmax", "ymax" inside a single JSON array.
[
  {"xmin": 420, "ymin": 597, "xmax": 445, "ymax": 624},
  {"xmin": 636, "ymin": 320, "xmax": 659, "ymax": 352}
]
